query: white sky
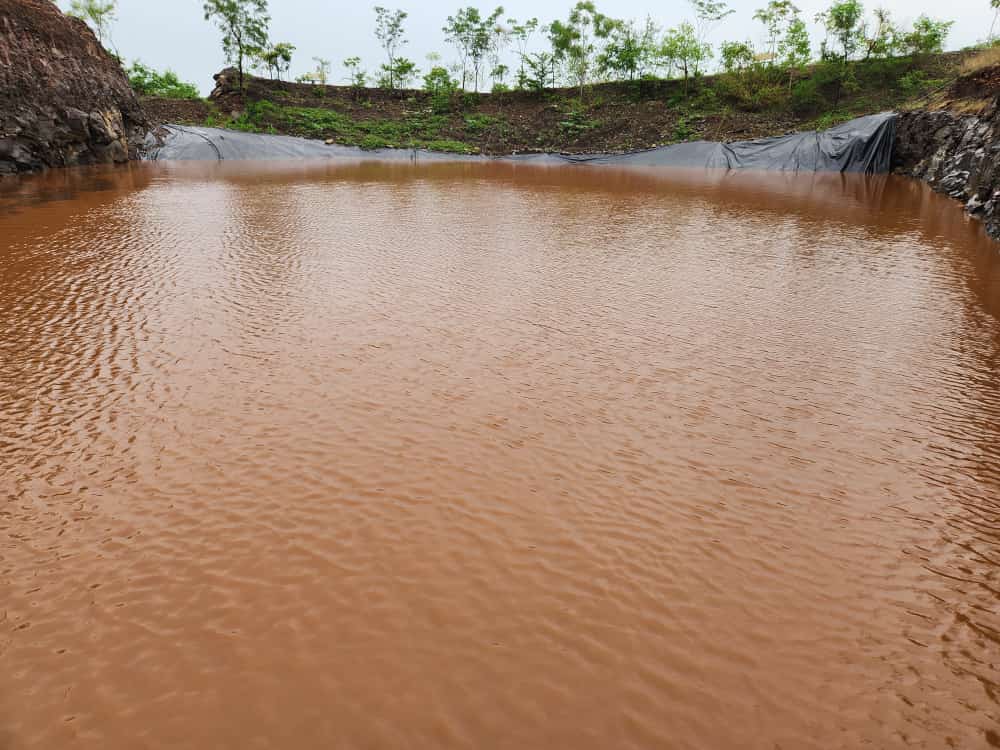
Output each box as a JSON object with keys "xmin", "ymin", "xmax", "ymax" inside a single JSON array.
[{"xmin": 93, "ymin": 0, "xmax": 995, "ymax": 93}]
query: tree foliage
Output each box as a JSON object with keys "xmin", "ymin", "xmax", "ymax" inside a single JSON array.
[
  {"xmin": 443, "ymin": 6, "xmax": 505, "ymax": 91},
  {"xmin": 374, "ymin": 7, "xmax": 409, "ymax": 89},
  {"xmin": 127, "ymin": 61, "xmax": 200, "ymax": 99},
  {"xmin": 661, "ymin": 21, "xmax": 712, "ymax": 92},
  {"xmin": 816, "ymin": 0, "xmax": 864, "ymax": 63},
  {"xmin": 343, "ymin": 56, "xmax": 369, "ymax": 88},
  {"xmin": 903, "ymin": 15, "xmax": 953, "ymax": 57},
  {"xmin": 67, "ymin": 0, "xmax": 117, "ymax": 48},
  {"xmin": 203, "ymin": 0, "xmax": 270, "ymax": 92},
  {"xmin": 378, "ymin": 57, "xmax": 418, "ymax": 89},
  {"xmin": 548, "ymin": 1, "xmax": 617, "ymax": 98},
  {"xmin": 260, "ymin": 42, "xmax": 295, "ymax": 80},
  {"xmin": 507, "ymin": 17, "xmax": 539, "ymax": 88}
]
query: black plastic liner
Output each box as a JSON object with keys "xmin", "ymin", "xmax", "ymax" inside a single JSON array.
[{"xmin": 146, "ymin": 113, "xmax": 897, "ymax": 174}]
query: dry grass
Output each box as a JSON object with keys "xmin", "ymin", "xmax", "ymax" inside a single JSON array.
[{"xmin": 962, "ymin": 45, "xmax": 1000, "ymax": 74}]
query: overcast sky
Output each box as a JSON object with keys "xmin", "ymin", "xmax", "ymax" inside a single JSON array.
[{"xmin": 93, "ymin": 0, "xmax": 995, "ymax": 93}]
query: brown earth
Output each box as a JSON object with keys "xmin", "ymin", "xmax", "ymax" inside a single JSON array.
[
  {"xmin": 219, "ymin": 71, "xmax": 810, "ymax": 154},
  {"xmin": 140, "ymin": 96, "xmax": 210, "ymax": 126},
  {"xmin": 0, "ymin": 0, "xmax": 146, "ymax": 174},
  {"xmin": 146, "ymin": 56, "xmax": 964, "ymax": 156}
]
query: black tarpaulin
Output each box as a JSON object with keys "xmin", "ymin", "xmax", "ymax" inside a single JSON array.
[{"xmin": 146, "ymin": 113, "xmax": 897, "ymax": 175}]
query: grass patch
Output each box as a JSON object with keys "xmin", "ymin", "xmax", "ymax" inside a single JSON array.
[
  {"xmin": 213, "ymin": 100, "xmax": 476, "ymax": 153},
  {"xmin": 962, "ymin": 45, "xmax": 1000, "ymax": 75},
  {"xmin": 558, "ymin": 109, "xmax": 599, "ymax": 136}
]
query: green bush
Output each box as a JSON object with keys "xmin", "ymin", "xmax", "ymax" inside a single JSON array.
[
  {"xmin": 791, "ymin": 78, "xmax": 824, "ymax": 113},
  {"xmin": 127, "ymin": 61, "xmax": 200, "ymax": 99},
  {"xmin": 742, "ymin": 84, "xmax": 787, "ymax": 112},
  {"xmin": 558, "ymin": 108, "xmax": 599, "ymax": 136},
  {"xmin": 672, "ymin": 117, "xmax": 694, "ymax": 141},
  {"xmin": 691, "ymin": 86, "xmax": 720, "ymax": 111},
  {"xmin": 463, "ymin": 113, "xmax": 499, "ymax": 134},
  {"xmin": 423, "ymin": 66, "xmax": 459, "ymax": 113}
]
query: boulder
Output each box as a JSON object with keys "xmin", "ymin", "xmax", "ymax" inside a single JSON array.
[{"xmin": 0, "ymin": 0, "xmax": 147, "ymax": 173}]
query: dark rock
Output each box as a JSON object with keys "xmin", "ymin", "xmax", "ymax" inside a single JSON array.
[
  {"xmin": 0, "ymin": 0, "xmax": 148, "ymax": 174},
  {"xmin": 894, "ymin": 99, "xmax": 1000, "ymax": 240}
]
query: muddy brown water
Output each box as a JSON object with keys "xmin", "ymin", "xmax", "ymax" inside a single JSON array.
[{"xmin": 2, "ymin": 161, "xmax": 1000, "ymax": 750}]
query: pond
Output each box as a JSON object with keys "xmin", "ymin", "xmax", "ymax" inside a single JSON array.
[{"xmin": 1, "ymin": 161, "xmax": 999, "ymax": 749}]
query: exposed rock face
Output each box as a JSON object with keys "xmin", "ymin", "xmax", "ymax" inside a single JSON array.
[
  {"xmin": 0, "ymin": 0, "xmax": 147, "ymax": 174},
  {"xmin": 894, "ymin": 100, "xmax": 1000, "ymax": 240}
]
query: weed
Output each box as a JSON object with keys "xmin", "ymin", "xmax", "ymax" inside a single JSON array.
[
  {"xmin": 463, "ymin": 114, "xmax": 499, "ymax": 134},
  {"xmin": 672, "ymin": 117, "xmax": 694, "ymax": 142},
  {"xmin": 962, "ymin": 45, "xmax": 1000, "ymax": 75},
  {"xmin": 558, "ymin": 109, "xmax": 598, "ymax": 136}
]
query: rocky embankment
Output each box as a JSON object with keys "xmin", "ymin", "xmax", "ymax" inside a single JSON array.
[
  {"xmin": 893, "ymin": 65, "xmax": 1000, "ymax": 239},
  {"xmin": 0, "ymin": 0, "xmax": 146, "ymax": 174}
]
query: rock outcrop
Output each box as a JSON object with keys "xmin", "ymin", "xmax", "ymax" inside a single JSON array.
[
  {"xmin": 0, "ymin": 0, "xmax": 147, "ymax": 174},
  {"xmin": 893, "ymin": 69, "xmax": 1000, "ymax": 240}
]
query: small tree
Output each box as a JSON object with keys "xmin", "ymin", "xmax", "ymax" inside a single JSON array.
[
  {"xmin": 312, "ymin": 57, "xmax": 332, "ymax": 86},
  {"xmin": 753, "ymin": 1, "xmax": 797, "ymax": 64},
  {"xmin": 661, "ymin": 21, "xmax": 712, "ymax": 94},
  {"xmin": 781, "ymin": 16, "xmax": 811, "ymax": 89},
  {"xmin": 548, "ymin": 1, "xmax": 616, "ymax": 99},
  {"xmin": 719, "ymin": 40, "xmax": 756, "ymax": 74},
  {"xmin": 443, "ymin": 8, "xmax": 476, "ymax": 89},
  {"xmin": 599, "ymin": 17, "xmax": 660, "ymax": 81},
  {"xmin": 525, "ymin": 51, "xmax": 557, "ymax": 90},
  {"xmin": 508, "ymin": 17, "xmax": 539, "ymax": 88},
  {"xmin": 487, "ymin": 14, "xmax": 511, "ymax": 90},
  {"xmin": 343, "ymin": 56, "xmax": 369, "ymax": 89},
  {"xmin": 816, "ymin": 0, "xmax": 865, "ymax": 64},
  {"xmin": 689, "ymin": 0, "xmax": 734, "ymax": 47},
  {"xmin": 373, "ymin": 7, "xmax": 408, "ymax": 89},
  {"xmin": 861, "ymin": 8, "xmax": 902, "ymax": 60},
  {"xmin": 781, "ymin": 16, "xmax": 811, "ymax": 68},
  {"xmin": 67, "ymin": 0, "xmax": 117, "ymax": 49},
  {"xmin": 203, "ymin": 0, "xmax": 270, "ymax": 92},
  {"xmin": 261, "ymin": 41, "xmax": 295, "ymax": 80},
  {"xmin": 443, "ymin": 6, "xmax": 505, "ymax": 92},
  {"xmin": 378, "ymin": 58, "xmax": 418, "ymax": 89},
  {"xmin": 423, "ymin": 66, "xmax": 458, "ymax": 111},
  {"xmin": 902, "ymin": 15, "xmax": 953, "ymax": 57}
]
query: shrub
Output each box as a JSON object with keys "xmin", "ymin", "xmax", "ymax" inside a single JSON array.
[
  {"xmin": 127, "ymin": 61, "xmax": 200, "ymax": 99},
  {"xmin": 558, "ymin": 108, "xmax": 599, "ymax": 135},
  {"xmin": 423, "ymin": 66, "xmax": 459, "ymax": 112},
  {"xmin": 360, "ymin": 134, "xmax": 386, "ymax": 150},
  {"xmin": 672, "ymin": 117, "xmax": 693, "ymax": 141},
  {"xmin": 898, "ymin": 70, "xmax": 928, "ymax": 96},
  {"xmin": 463, "ymin": 113, "xmax": 498, "ymax": 134},
  {"xmin": 791, "ymin": 78, "xmax": 824, "ymax": 113},
  {"xmin": 691, "ymin": 86, "xmax": 720, "ymax": 111},
  {"xmin": 902, "ymin": 16, "xmax": 953, "ymax": 57}
]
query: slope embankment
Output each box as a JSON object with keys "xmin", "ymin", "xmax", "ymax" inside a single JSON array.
[
  {"xmin": 0, "ymin": 0, "xmax": 146, "ymax": 174},
  {"xmin": 893, "ymin": 64, "xmax": 1000, "ymax": 238}
]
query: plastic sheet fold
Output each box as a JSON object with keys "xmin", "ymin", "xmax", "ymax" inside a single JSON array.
[{"xmin": 146, "ymin": 113, "xmax": 897, "ymax": 174}]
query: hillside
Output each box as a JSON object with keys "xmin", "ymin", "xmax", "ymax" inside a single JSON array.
[
  {"xmin": 140, "ymin": 51, "xmax": 986, "ymax": 156},
  {"xmin": 0, "ymin": 0, "xmax": 146, "ymax": 173}
]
